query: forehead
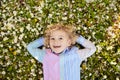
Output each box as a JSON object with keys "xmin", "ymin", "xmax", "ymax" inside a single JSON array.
[{"xmin": 50, "ymin": 30, "xmax": 68, "ymax": 37}]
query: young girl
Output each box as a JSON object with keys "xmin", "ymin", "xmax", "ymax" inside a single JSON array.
[{"xmin": 27, "ymin": 23, "xmax": 96, "ymax": 80}]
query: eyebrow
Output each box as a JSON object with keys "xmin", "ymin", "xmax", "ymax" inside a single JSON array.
[{"xmin": 50, "ymin": 35, "xmax": 65, "ymax": 37}]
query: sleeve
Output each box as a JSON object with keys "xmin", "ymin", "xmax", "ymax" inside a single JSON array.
[
  {"xmin": 27, "ymin": 37, "xmax": 46, "ymax": 63},
  {"xmin": 76, "ymin": 35, "xmax": 96, "ymax": 61}
]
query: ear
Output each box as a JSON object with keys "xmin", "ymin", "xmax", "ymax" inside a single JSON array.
[{"xmin": 68, "ymin": 39, "xmax": 72, "ymax": 46}]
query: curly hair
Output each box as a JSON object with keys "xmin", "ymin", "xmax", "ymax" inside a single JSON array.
[{"xmin": 44, "ymin": 23, "xmax": 78, "ymax": 48}]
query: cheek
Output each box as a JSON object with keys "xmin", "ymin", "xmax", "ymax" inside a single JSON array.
[{"xmin": 65, "ymin": 40, "xmax": 71, "ymax": 46}]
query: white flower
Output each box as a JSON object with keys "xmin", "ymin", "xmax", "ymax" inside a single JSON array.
[
  {"xmin": 26, "ymin": 24, "xmax": 31, "ymax": 30},
  {"xmin": 1, "ymin": 32, "xmax": 5, "ymax": 36},
  {"xmin": 106, "ymin": 46, "xmax": 113, "ymax": 50},
  {"xmin": 2, "ymin": 13, "xmax": 6, "ymax": 18},
  {"xmin": 20, "ymin": 11, "xmax": 23, "ymax": 14},
  {"xmin": 3, "ymin": 37, "xmax": 8, "ymax": 41},
  {"xmin": 2, "ymin": 71, "xmax": 6, "ymax": 75},
  {"xmin": 29, "ymin": 78, "xmax": 33, "ymax": 80},
  {"xmin": 0, "ymin": 55, "xmax": 3, "ymax": 58},
  {"xmin": 110, "ymin": 61, "xmax": 117, "ymax": 65},
  {"xmin": 6, "ymin": 7, "xmax": 10, "ymax": 10},
  {"xmin": 16, "ymin": 49, "xmax": 21, "ymax": 53},
  {"xmin": 19, "ymin": 34, "xmax": 24, "ymax": 40},
  {"xmin": 69, "ymin": 14, "xmax": 73, "ymax": 18},
  {"xmin": 30, "ymin": 12, "xmax": 34, "ymax": 18},
  {"xmin": 14, "ymin": 36, "xmax": 18, "ymax": 43},
  {"xmin": 83, "ymin": 27, "xmax": 87, "ymax": 30},
  {"xmin": 73, "ymin": 9, "xmax": 76, "ymax": 12},
  {"xmin": 89, "ymin": 73, "xmax": 92, "ymax": 76},
  {"xmin": 31, "ymin": 59, "xmax": 35, "ymax": 63},
  {"xmin": 13, "ymin": 11, "xmax": 17, "ymax": 16},
  {"xmin": 64, "ymin": 12, "xmax": 67, "ymax": 15},
  {"xmin": 116, "ymin": 77, "xmax": 119, "ymax": 80},
  {"xmin": 4, "ymin": 49, "xmax": 8, "ymax": 53},
  {"xmin": 5, "ymin": 23, "xmax": 14, "ymax": 30},
  {"xmin": 103, "ymin": 75, "xmax": 107, "ymax": 79},
  {"xmin": 85, "ymin": 0, "xmax": 94, "ymax": 3},
  {"xmin": 62, "ymin": 17, "xmax": 67, "ymax": 20},
  {"xmin": 7, "ymin": 17, "xmax": 13, "ymax": 22},
  {"xmin": 5, "ymin": 55, "xmax": 9, "ymax": 60},
  {"xmin": 6, "ymin": 61, "xmax": 11, "ymax": 66},
  {"xmin": 20, "ymin": 27, "xmax": 24, "ymax": 32},
  {"xmin": 12, "ymin": 31, "xmax": 16, "ymax": 35},
  {"xmin": 17, "ymin": 69, "xmax": 22, "ymax": 73},
  {"xmin": 48, "ymin": 14, "xmax": 52, "ymax": 18},
  {"xmin": 0, "ymin": 44, "xmax": 3, "ymax": 48},
  {"xmin": 22, "ymin": 41, "xmax": 27, "ymax": 48}
]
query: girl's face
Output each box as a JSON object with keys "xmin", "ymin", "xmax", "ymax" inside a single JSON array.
[{"xmin": 49, "ymin": 30, "xmax": 71, "ymax": 54}]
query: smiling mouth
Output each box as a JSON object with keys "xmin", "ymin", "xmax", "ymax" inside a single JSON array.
[{"xmin": 53, "ymin": 46, "xmax": 61, "ymax": 48}]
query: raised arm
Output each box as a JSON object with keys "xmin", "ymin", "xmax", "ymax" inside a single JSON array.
[
  {"xmin": 76, "ymin": 36, "xmax": 96, "ymax": 61},
  {"xmin": 27, "ymin": 37, "xmax": 46, "ymax": 63}
]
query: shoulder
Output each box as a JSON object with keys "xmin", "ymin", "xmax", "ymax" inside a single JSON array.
[{"xmin": 70, "ymin": 46, "xmax": 79, "ymax": 52}]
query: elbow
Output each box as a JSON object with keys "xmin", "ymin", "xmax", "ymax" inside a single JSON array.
[
  {"xmin": 92, "ymin": 45, "xmax": 96, "ymax": 53},
  {"xmin": 26, "ymin": 43, "xmax": 31, "ymax": 51}
]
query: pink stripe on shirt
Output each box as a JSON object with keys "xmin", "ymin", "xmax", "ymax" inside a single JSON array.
[{"xmin": 43, "ymin": 49, "xmax": 60, "ymax": 80}]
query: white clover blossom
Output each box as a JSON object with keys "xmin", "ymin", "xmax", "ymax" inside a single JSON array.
[
  {"xmin": 22, "ymin": 41, "xmax": 27, "ymax": 48},
  {"xmin": 62, "ymin": 17, "xmax": 67, "ymax": 20},
  {"xmin": 1, "ymin": 32, "xmax": 5, "ymax": 36},
  {"xmin": 6, "ymin": 60, "xmax": 11, "ymax": 66},
  {"xmin": 13, "ymin": 36, "xmax": 17, "ymax": 43},
  {"xmin": 0, "ymin": 55, "xmax": 3, "ymax": 58},
  {"xmin": 6, "ymin": 23, "xmax": 14, "ymax": 30},
  {"xmin": 116, "ymin": 77, "xmax": 119, "ymax": 80},
  {"xmin": 6, "ymin": 7, "xmax": 10, "ymax": 10},
  {"xmin": 103, "ymin": 75, "xmax": 107, "ymax": 79},
  {"xmin": 29, "ymin": 78, "xmax": 33, "ymax": 80},
  {"xmin": 31, "ymin": 59, "xmax": 35, "ymax": 63},
  {"xmin": 20, "ymin": 27, "xmax": 24, "ymax": 33},
  {"xmin": 19, "ymin": 34, "xmax": 24, "ymax": 40},
  {"xmin": 2, "ymin": 71, "xmax": 6, "ymax": 75},
  {"xmin": 3, "ymin": 37, "xmax": 8, "ymax": 41},
  {"xmin": 110, "ymin": 61, "xmax": 117, "ymax": 65},
  {"xmin": 12, "ymin": 31, "xmax": 16, "ymax": 35},
  {"xmin": 5, "ymin": 56, "xmax": 9, "ymax": 60},
  {"xmin": 48, "ymin": 14, "xmax": 52, "ymax": 18},
  {"xmin": 69, "ymin": 14, "xmax": 73, "ymax": 18},
  {"xmin": 7, "ymin": 16, "xmax": 13, "ymax": 22},
  {"xmin": 30, "ymin": 12, "xmax": 34, "ymax": 18},
  {"xmin": 39, "ymin": 70, "xmax": 43, "ymax": 74},
  {"xmin": 89, "ymin": 73, "xmax": 92, "ymax": 76},
  {"xmin": 26, "ymin": 24, "xmax": 31, "ymax": 31},
  {"xmin": 13, "ymin": 11, "xmax": 17, "ymax": 16},
  {"xmin": 20, "ymin": 11, "xmax": 23, "ymax": 14},
  {"xmin": 16, "ymin": 49, "xmax": 21, "ymax": 53}
]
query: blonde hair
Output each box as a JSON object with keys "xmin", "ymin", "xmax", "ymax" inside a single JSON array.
[{"xmin": 44, "ymin": 23, "xmax": 78, "ymax": 48}]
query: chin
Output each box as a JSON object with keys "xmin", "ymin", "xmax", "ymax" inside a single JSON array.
[{"xmin": 53, "ymin": 49, "xmax": 63, "ymax": 54}]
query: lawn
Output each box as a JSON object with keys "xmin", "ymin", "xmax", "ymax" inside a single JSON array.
[{"xmin": 0, "ymin": 0, "xmax": 120, "ymax": 80}]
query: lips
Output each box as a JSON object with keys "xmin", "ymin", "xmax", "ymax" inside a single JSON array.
[{"xmin": 53, "ymin": 46, "xmax": 61, "ymax": 48}]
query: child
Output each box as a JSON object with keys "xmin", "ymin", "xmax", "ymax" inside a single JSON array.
[{"xmin": 27, "ymin": 23, "xmax": 96, "ymax": 80}]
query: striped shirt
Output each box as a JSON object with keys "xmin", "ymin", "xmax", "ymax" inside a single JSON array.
[{"xmin": 27, "ymin": 37, "xmax": 94, "ymax": 80}]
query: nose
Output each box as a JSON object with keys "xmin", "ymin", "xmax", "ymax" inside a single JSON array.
[{"xmin": 54, "ymin": 40, "xmax": 59, "ymax": 45}]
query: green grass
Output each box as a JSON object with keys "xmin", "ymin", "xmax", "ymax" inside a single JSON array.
[{"xmin": 0, "ymin": 0, "xmax": 120, "ymax": 80}]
